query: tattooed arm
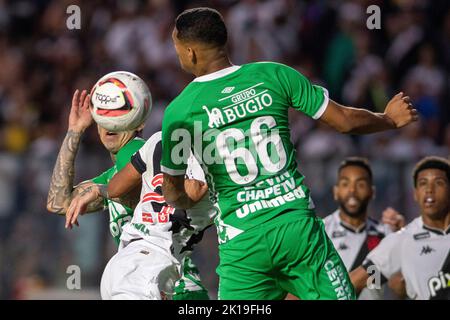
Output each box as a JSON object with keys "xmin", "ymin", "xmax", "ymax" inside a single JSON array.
[
  {"xmin": 65, "ymin": 184, "xmax": 106, "ymax": 228},
  {"xmin": 65, "ymin": 163, "xmax": 143, "ymax": 228},
  {"xmin": 46, "ymin": 89, "xmax": 101, "ymax": 215}
]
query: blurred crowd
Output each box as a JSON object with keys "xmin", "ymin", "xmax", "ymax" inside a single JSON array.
[{"xmin": 0, "ymin": 0, "xmax": 449, "ymax": 299}]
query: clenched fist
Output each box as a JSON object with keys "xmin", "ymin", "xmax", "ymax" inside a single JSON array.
[
  {"xmin": 384, "ymin": 92, "xmax": 419, "ymax": 129},
  {"xmin": 184, "ymin": 179, "xmax": 208, "ymax": 203},
  {"xmin": 382, "ymin": 206, "xmax": 405, "ymax": 231}
]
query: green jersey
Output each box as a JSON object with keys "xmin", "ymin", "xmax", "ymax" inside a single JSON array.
[
  {"xmin": 161, "ymin": 62, "xmax": 329, "ymax": 244},
  {"xmin": 92, "ymin": 135, "xmax": 209, "ymax": 299},
  {"xmin": 92, "ymin": 137, "xmax": 145, "ymax": 245}
]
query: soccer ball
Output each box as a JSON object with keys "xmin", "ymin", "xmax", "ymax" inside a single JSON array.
[{"xmin": 90, "ymin": 71, "xmax": 152, "ymax": 132}]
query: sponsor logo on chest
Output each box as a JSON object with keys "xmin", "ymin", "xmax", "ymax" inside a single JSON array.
[
  {"xmin": 420, "ymin": 245, "xmax": 435, "ymax": 255},
  {"xmin": 203, "ymin": 83, "xmax": 273, "ymax": 128}
]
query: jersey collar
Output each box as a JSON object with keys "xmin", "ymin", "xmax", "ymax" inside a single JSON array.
[
  {"xmin": 420, "ymin": 217, "xmax": 450, "ymax": 235},
  {"xmin": 339, "ymin": 220, "xmax": 366, "ymax": 234},
  {"xmin": 334, "ymin": 210, "xmax": 367, "ymax": 233},
  {"xmin": 193, "ymin": 65, "xmax": 241, "ymax": 82}
]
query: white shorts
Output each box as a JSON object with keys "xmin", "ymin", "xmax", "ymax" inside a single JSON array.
[{"xmin": 100, "ymin": 239, "xmax": 180, "ymax": 300}]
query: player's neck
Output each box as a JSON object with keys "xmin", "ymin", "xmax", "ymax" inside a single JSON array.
[
  {"xmin": 110, "ymin": 153, "xmax": 117, "ymax": 163},
  {"xmin": 194, "ymin": 54, "xmax": 232, "ymax": 78},
  {"xmin": 422, "ymin": 212, "xmax": 450, "ymax": 232},
  {"xmin": 339, "ymin": 210, "xmax": 367, "ymax": 229}
]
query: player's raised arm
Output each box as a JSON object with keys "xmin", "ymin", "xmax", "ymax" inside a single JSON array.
[
  {"xmin": 46, "ymin": 90, "xmax": 104, "ymax": 215},
  {"xmin": 319, "ymin": 92, "xmax": 419, "ymax": 134}
]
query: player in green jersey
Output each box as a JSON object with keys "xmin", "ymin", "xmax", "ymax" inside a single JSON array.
[
  {"xmin": 47, "ymin": 89, "xmax": 209, "ymax": 300},
  {"xmin": 160, "ymin": 7, "xmax": 419, "ymax": 300}
]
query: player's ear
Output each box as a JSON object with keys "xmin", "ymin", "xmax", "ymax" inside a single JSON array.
[
  {"xmin": 188, "ymin": 47, "xmax": 197, "ymax": 65},
  {"xmin": 135, "ymin": 122, "xmax": 145, "ymax": 132},
  {"xmin": 333, "ymin": 185, "xmax": 338, "ymax": 201},
  {"xmin": 413, "ymin": 188, "xmax": 419, "ymax": 202}
]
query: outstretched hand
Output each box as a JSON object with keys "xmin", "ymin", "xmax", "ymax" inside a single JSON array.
[
  {"xmin": 68, "ymin": 89, "xmax": 93, "ymax": 133},
  {"xmin": 384, "ymin": 92, "xmax": 419, "ymax": 129}
]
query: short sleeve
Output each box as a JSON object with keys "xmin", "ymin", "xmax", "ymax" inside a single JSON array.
[
  {"xmin": 131, "ymin": 131, "xmax": 162, "ymax": 176},
  {"xmin": 115, "ymin": 138, "xmax": 146, "ymax": 171},
  {"xmin": 131, "ymin": 151, "xmax": 146, "ymax": 174},
  {"xmin": 160, "ymin": 105, "xmax": 189, "ymax": 176},
  {"xmin": 92, "ymin": 169, "xmax": 111, "ymax": 184},
  {"xmin": 363, "ymin": 231, "xmax": 403, "ymax": 279},
  {"xmin": 278, "ymin": 64, "xmax": 329, "ymax": 119}
]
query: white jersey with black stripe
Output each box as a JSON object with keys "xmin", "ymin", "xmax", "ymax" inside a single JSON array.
[
  {"xmin": 364, "ymin": 217, "xmax": 450, "ymax": 300},
  {"xmin": 323, "ymin": 210, "xmax": 392, "ymax": 299},
  {"xmin": 119, "ymin": 131, "xmax": 217, "ymax": 263}
]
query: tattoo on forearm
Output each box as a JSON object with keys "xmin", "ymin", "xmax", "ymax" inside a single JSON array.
[
  {"xmin": 78, "ymin": 186, "xmax": 93, "ymax": 197},
  {"xmin": 97, "ymin": 182, "xmax": 139, "ymax": 209},
  {"xmin": 110, "ymin": 195, "xmax": 139, "ymax": 210},
  {"xmin": 72, "ymin": 185, "xmax": 105, "ymax": 213},
  {"xmin": 47, "ymin": 130, "xmax": 83, "ymax": 214},
  {"xmin": 97, "ymin": 184, "xmax": 109, "ymax": 199}
]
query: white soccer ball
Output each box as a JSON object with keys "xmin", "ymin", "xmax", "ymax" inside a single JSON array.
[{"xmin": 90, "ymin": 71, "xmax": 152, "ymax": 132}]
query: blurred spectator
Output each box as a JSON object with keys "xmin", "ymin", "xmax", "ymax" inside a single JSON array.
[
  {"xmin": 402, "ymin": 43, "xmax": 444, "ymax": 139},
  {"xmin": 342, "ymin": 30, "xmax": 387, "ymax": 110},
  {"xmin": 384, "ymin": 120, "xmax": 440, "ymax": 161},
  {"xmin": 323, "ymin": 1, "xmax": 362, "ymax": 99},
  {"xmin": 227, "ymin": 0, "xmax": 299, "ymax": 63},
  {"xmin": 404, "ymin": 44, "xmax": 445, "ymax": 99},
  {"xmin": 302, "ymin": 122, "xmax": 355, "ymax": 160}
]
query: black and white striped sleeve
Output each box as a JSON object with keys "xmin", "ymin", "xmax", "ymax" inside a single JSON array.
[
  {"xmin": 131, "ymin": 151, "xmax": 146, "ymax": 174},
  {"xmin": 130, "ymin": 131, "xmax": 162, "ymax": 177}
]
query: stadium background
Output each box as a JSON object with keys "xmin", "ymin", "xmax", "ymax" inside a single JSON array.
[{"xmin": 0, "ymin": 0, "xmax": 448, "ymax": 299}]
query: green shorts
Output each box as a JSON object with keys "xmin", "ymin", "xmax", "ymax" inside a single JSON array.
[
  {"xmin": 217, "ymin": 214, "xmax": 355, "ymax": 300},
  {"xmin": 172, "ymin": 290, "xmax": 210, "ymax": 300},
  {"xmin": 172, "ymin": 256, "xmax": 210, "ymax": 300}
]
